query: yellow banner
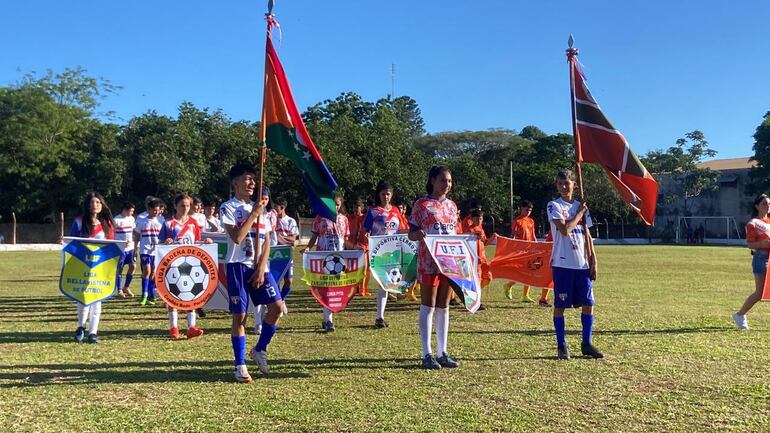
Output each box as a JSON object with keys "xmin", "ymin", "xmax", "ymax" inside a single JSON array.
[
  {"xmin": 60, "ymin": 237, "xmax": 125, "ymax": 306},
  {"xmin": 302, "ymin": 250, "xmax": 366, "ymax": 287}
]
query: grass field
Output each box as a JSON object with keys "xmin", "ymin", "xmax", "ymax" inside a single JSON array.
[{"xmin": 1, "ymin": 246, "xmax": 769, "ymax": 432}]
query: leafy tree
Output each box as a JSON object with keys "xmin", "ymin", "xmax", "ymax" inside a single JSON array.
[
  {"xmin": 748, "ymin": 111, "xmax": 770, "ymax": 195},
  {"xmin": 643, "ymin": 130, "xmax": 718, "ymax": 216}
]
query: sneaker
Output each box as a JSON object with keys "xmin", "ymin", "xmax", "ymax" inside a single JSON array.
[
  {"xmin": 406, "ymin": 291, "xmax": 418, "ymax": 302},
  {"xmin": 374, "ymin": 318, "xmax": 388, "ymax": 329},
  {"xmin": 421, "ymin": 354, "xmax": 442, "ymax": 370},
  {"xmin": 234, "ymin": 365, "xmax": 253, "ymax": 384},
  {"xmin": 732, "ymin": 312, "xmax": 749, "ymax": 331},
  {"xmin": 146, "ymin": 298, "xmax": 156, "ymax": 306},
  {"xmin": 449, "ymin": 298, "xmax": 459, "ymax": 306},
  {"xmin": 437, "ymin": 352, "xmax": 459, "ymax": 368},
  {"xmin": 323, "ymin": 320, "xmax": 336, "ymax": 333},
  {"xmin": 505, "ymin": 286, "xmax": 514, "ymax": 300},
  {"xmin": 122, "ymin": 288, "xmax": 134, "ymax": 297},
  {"xmin": 169, "ymin": 327, "xmax": 180, "ymax": 339},
  {"xmin": 522, "ymin": 296, "xmax": 535, "ymax": 303},
  {"xmin": 74, "ymin": 326, "xmax": 85, "ymax": 343},
  {"xmin": 477, "ymin": 303, "xmax": 487, "ymax": 311},
  {"xmin": 139, "ymin": 296, "xmax": 148, "ymax": 306},
  {"xmin": 87, "ymin": 333, "xmax": 99, "ymax": 344},
  {"xmin": 186, "ymin": 326, "xmax": 204, "ymax": 339},
  {"xmin": 117, "ymin": 290, "xmax": 126, "ymax": 298},
  {"xmin": 196, "ymin": 308, "xmax": 207, "ymax": 318},
  {"xmin": 557, "ymin": 345, "xmax": 570, "ymax": 360},
  {"xmin": 539, "ymin": 299, "xmax": 552, "ymax": 307},
  {"xmin": 248, "ymin": 347, "xmax": 270, "ymax": 374},
  {"xmin": 388, "ymin": 293, "xmax": 398, "ymax": 301},
  {"xmin": 581, "ymin": 342, "xmax": 604, "ymax": 359}
]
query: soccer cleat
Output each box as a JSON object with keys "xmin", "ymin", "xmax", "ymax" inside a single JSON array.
[
  {"xmin": 449, "ymin": 298, "xmax": 459, "ymax": 307},
  {"xmin": 323, "ymin": 320, "xmax": 336, "ymax": 333},
  {"xmin": 437, "ymin": 352, "xmax": 459, "ymax": 368},
  {"xmin": 234, "ymin": 365, "xmax": 253, "ymax": 384},
  {"xmin": 186, "ymin": 326, "xmax": 204, "ymax": 339},
  {"xmin": 522, "ymin": 296, "xmax": 535, "ymax": 303},
  {"xmin": 139, "ymin": 296, "xmax": 148, "ymax": 306},
  {"xmin": 421, "ymin": 354, "xmax": 442, "ymax": 370},
  {"xmin": 74, "ymin": 327, "xmax": 85, "ymax": 343},
  {"xmin": 581, "ymin": 342, "xmax": 604, "ymax": 359},
  {"xmin": 477, "ymin": 303, "xmax": 487, "ymax": 311},
  {"xmin": 249, "ymin": 347, "xmax": 270, "ymax": 374},
  {"xmin": 505, "ymin": 286, "xmax": 514, "ymax": 300},
  {"xmin": 732, "ymin": 313, "xmax": 749, "ymax": 331},
  {"xmin": 146, "ymin": 298, "xmax": 156, "ymax": 306},
  {"xmin": 195, "ymin": 308, "xmax": 207, "ymax": 318},
  {"xmin": 375, "ymin": 318, "xmax": 388, "ymax": 329},
  {"xmin": 117, "ymin": 290, "xmax": 126, "ymax": 298},
  {"xmin": 122, "ymin": 288, "xmax": 134, "ymax": 297},
  {"xmin": 539, "ymin": 299, "xmax": 552, "ymax": 307},
  {"xmin": 406, "ymin": 290, "xmax": 418, "ymax": 302},
  {"xmin": 557, "ymin": 345, "xmax": 570, "ymax": 360},
  {"xmin": 169, "ymin": 327, "xmax": 180, "ymax": 340},
  {"xmin": 87, "ymin": 333, "xmax": 99, "ymax": 344}
]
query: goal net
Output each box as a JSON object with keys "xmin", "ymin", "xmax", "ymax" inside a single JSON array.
[{"xmin": 675, "ymin": 216, "xmax": 742, "ymax": 244}]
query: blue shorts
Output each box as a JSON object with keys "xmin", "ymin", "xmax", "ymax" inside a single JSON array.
[
  {"xmin": 118, "ymin": 250, "xmax": 136, "ymax": 267},
  {"xmin": 227, "ymin": 263, "xmax": 281, "ymax": 314},
  {"xmin": 752, "ymin": 251, "xmax": 769, "ymax": 275},
  {"xmin": 140, "ymin": 254, "xmax": 155, "ymax": 268},
  {"xmin": 552, "ymin": 267, "xmax": 594, "ymax": 308}
]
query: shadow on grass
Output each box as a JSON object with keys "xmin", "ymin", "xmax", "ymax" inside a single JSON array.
[
  {"xmin": 451, "ymin": 326, "xmax": 733, "ymax": 336},
  {"xmin": 0, "ymin": 328, "xmax": 181, "ymax": 343}
]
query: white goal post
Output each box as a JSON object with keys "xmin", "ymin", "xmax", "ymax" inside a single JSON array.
[{"xmin": 675, "ymin": 216, "xmax": 742, "ymax": 244}]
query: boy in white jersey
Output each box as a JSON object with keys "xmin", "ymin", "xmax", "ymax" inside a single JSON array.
[
  {"xmin": 548, "ymin": 169, "xmax": 602, "ymax": 360},
  {"xmin": 114, "ymin": 202, "xmax": 136, "ymax": 297},
  {"xmin": 135, "ymin": 198, "xmax": 164, "ymax": 306},
  {"xmin": 221, "ymin": 163, "xmax": 285, "ymax": 383},
  {"xmin": 272, "ymin": 197, "xmax": 299, "ymax": 298}
]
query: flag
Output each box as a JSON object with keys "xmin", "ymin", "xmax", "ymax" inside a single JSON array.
[
  {"xmin": 60, "ymin": 237, "xmax": 125, "ymax": 306},
  {"xmin": 302, "ymin": 250, "xmax": 366, "ymax": 313},
  {"xmin": 260, "ymin": 22, "xmax": 338, "ymax": 220},
  {"xmin": 489, "ymin": 236, "xmax": 553, "ymax": 289},
  {"xmin": 368, "ymin": 234, "xmax": 418, "ymax": 295},
  {"xmin": 568, "ymin": 46, "xmax": 659, "ymax": 225},
  {"xmin": 423, "ymin": 235, "xmax": 482, "ymax": 313}
]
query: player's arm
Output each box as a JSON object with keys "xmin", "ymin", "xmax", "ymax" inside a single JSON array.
[
  {"xmin": 224, "ymin": 205, "xmax": 264, "ymax": 244},
  {"xmin": 552, "ymin": 203, "xmax": 588, "ymax": 236},
  {"xmin": 301, "ymin": 233, "xmax": 318, "ymax": 253},
  {"xmin": 408, "ymin": 223, "xmax": 426, "ymax": 241},
  {"xmin": 586, "ymin": 228, "xmax": 598, "ymax": 280},
  {"xmin": 249, "ymin": 236, "xmax": 271, "ymax": 288},
  {"xmin": 746, "ymin": 237, "xmax": 770, "ymax": 250}
]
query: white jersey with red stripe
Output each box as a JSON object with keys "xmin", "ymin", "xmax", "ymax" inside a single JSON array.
[
  {"xmin": 275, "ymin": 215, "xmax": 299, "ymax": 246},
  {"xmin": 113, "ymin": 214, "xmax": 135, "ymax": 251},
  {"xmin": 220, "ymin": 198, "xmax": 271, "ymax": 269},
  {"xmin": 70, "ymin": 216, "xmax": 112, "ymax": 240},
  {"xmin": 136, "ymin": 216, "xmax": 162, "ymax": 256},
  {"xmin": 159, "ymin": 217, "xmax": 201, "ymax": 245},
  {"xmin": 547, "ymin": 197, "xmax": 593, "ymax": 270}
]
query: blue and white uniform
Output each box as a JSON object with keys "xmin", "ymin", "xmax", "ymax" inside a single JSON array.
[{"xmin": 547, "ymin": 197, "xmax": 594, "ymax": 308}]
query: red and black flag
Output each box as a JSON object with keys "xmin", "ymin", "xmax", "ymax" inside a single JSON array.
[{"xmin": 567, "ymin": 43, "xmax": 659, "ymax": 225}]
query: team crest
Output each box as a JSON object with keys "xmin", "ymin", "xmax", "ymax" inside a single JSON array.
[{"xmin": 155, "ymin": 244, "xmax": 219, "ymax": 310}]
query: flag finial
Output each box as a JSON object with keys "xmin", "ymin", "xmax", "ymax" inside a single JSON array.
[
  {"xmin": 568, "ymin": 34, "xmax": 574, "ymax": 48},
  {"xmin": 267, "ymin": 0, "xmax": 275, "ymax": 16}
]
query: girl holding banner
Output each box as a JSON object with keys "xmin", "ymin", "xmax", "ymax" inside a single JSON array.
[
  {"xmin": 69, "ymin": 192, "xmax": 115, "ymax": 344},
  {"xmin": 732, "ymin": 194, "xmax": 770, "ymax": 330},
  {"xmin": 158, "ymin": 194, "xmax": 209, "ymax": 340},
  {"xmin": 408, "ymin": 166, "xmax": 461, "ymax": 369},
  {"xmin": 361, "ymin": 181, "xmax": 408, "ymax": 328},
  {"xmin": 301, "ymin": 193, "xmax": 350, "ymax": 332}
]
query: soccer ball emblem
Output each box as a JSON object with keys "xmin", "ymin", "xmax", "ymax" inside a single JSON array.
[
  {"xmin": 387, "ymin": 267, "xmax": 402, "ymax": 284},
  {"xmin": 165, "ymin": 256, "xmax": 210, "ymax": 301},
  {"xmin": 323, "ymin": 254, "xmax": 346, "ymax": 275}
]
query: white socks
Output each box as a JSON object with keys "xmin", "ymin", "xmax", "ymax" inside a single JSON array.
[
  {"xmin": 419, "ymin": 305, "xmax": 435, "ymax": 356},
  {"xmin": 323, "ymin": 307, "xmax": 333, "ymax": 323},
  {"xmin": 254, "ymin": 304, "xmax": 265, "ymax": 328},
  {"xmin": 434, "ymin": 307, "xmax": 449, "ymax": 356},
  {"xmin": 168, "ymin": 309, "xmax": 178, "ymax": 329},
  {"xmin": 187, "ymin": 310, "xmax": 196, "ymax": 328},
  {"xmin": 376, "ymin": 288, "xmax": 388, "ymax": 320},
  {"xmin": 77, "ymin": 302, "xmax": 102, "ymax": 335}
]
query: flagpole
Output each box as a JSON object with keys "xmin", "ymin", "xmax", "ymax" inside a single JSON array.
[
  {"xmin": 256, "ymin": 1, "xmax": 277, "ymax": 235},
  {"xmin": 566, "ymin": 34, "xmax": 585, "ymax": 200}
]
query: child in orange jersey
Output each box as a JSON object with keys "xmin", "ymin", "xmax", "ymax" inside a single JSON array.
[
  {"xmin": 733, "ymin": 194, "xmax": 770, "ymax": 330},
  {"xmin": 505, "ymin": 200, "xmax": 551, "ymax": 307},
  {"xmin": 466, "ymin": 208, "xmax": 495, "ymax": 311}
]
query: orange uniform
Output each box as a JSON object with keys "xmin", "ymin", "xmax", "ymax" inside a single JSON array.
[
  {"xmin": 512, "ymin": 215, "xmax": 536, "ymax": 241},
  {"xmin": 467, "ymin": 222, "xmax": 493, "ymax": 288}
]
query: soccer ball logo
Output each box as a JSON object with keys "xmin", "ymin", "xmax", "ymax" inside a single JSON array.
[
  {"xmin": 387, "ymin": 267, "xmax": 402, "ymax": 284},
  {"xmin": 323, "ymin": 254, "xmax": 346, "ymax": 275},
  {"xmin": 165, "ymin": 256, "xmax": 210, "ymax": 301}
]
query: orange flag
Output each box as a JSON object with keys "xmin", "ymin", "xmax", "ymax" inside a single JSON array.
[{"xmin": 490, "ymin": 236, "xmax": 554, "ymax": 289}]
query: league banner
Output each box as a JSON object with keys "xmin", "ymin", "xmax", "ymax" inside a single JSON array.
[
  {"xmin": 154, "ymin": 244, "xmax": 219, "ymax": 311},
  {"xmin": 424, "ymin": 235, "xmax": 482, "ymax": 313},
  {"xmin": 489, "ymin": 236, "xmax": 554, "ymax": 289},
  {"xmin": 368, "ymin": 235, "xmax": 418, "ymax": 295},
  {"xmin": 60, "ymin": 237, "xmax": 126, "ymax": 306},
  {"xmin": 302, "ymin": 250, "xmax": 366, "ymax": 313}
]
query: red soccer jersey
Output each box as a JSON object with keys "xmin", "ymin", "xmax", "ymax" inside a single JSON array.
[
  {"xmin": 409, "ymin": 196, "xmax": 458, "ymax": 275},
  {"xmin": 512, "ymin": 216, "xmax": 536, "ymax": 241},
  {"xmin": 746, "ymin": 218, "xmax": 770, "ymax": 251}
]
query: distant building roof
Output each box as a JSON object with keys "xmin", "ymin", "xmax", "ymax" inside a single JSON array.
[{"xmin": 697, "ymin": 157, "xmax": 756, "ymax": 171}]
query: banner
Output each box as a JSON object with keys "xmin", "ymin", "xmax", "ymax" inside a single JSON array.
[
  {"xmin": 423, "ymin": 235, "xmax": 481, "ymax": 313},
  {"xmin": 154, "ymin": 244, "xmax": 219, "ymax": 311},
  {"xmin": 302, "ymin": 250, "xmax": 365, "ymax": 313},
  {"xmin": 368, "ymin": 235, "xmax": 418, "ymax": 295},
  {"xmin": 60, "ymin": 237, "xmax": 126, "ymax": 306},
  {"xmin": 490, "ymin": 236, "xmax": 554, "ymax": 289}
]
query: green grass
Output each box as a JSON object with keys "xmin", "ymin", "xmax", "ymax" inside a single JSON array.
[{"xmin": 1, "ymin": 246, "xmax": 769, "ymax": 432}]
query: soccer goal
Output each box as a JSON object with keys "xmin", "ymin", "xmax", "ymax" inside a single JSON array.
[{"xmin": 675, "ymin": 216, "xmax": 742, "ymax": 245}]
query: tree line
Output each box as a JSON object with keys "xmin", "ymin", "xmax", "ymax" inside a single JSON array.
[{"xmin": 4, "ymin": 68, "xmax": 760, "ymax": 230}]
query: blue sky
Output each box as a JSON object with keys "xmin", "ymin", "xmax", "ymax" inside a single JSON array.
[{"xmin": 2, "ymin": 1, "xmax": 768, "ymax": 159}]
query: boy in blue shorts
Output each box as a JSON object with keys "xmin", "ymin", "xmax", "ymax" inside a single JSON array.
[
  {"xmin": 135, "ymin": 198, "xmax": 164, "ymax": 305},
  {"xmin": 547, "ymin": 169, "xmax": 603, "ymax": 360},
  {"xmin": 221, "ymin": 163, "xmax": 285, "ymax": 383}
]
